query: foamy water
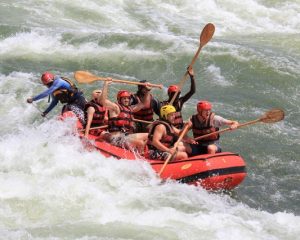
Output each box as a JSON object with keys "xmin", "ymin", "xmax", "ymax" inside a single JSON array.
[{"xmin": 0, "ymin": 1, "xmax": 299, "ymax": 239}]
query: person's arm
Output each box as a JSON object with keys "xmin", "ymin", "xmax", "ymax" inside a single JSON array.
[
  {"xmin": 84, "ymin": 106, "xmax": 95, "ymax": 137},
  {"xmin": 99, "ymin": 80, "xmax": 119, "ymax": 115},
  {"xmin": 214, "ymin": 115, "xmax": 239, "ymax": 129},
  {"xmin": 32, "ymin": 79, "xmax": 66, "ymax": 101},
  {"xmin": 131, "ymin": 91, "xmax": 150, "ymax": 112},
  {"xmin": 179, "ymin": 67, "xmax": 196, "ymax": 105},
  {"xmin": 43, "ymin": 97, "xmax": 59, "ymax": 115}
]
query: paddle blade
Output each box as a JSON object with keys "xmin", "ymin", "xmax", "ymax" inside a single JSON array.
[
  {"xmin": 74, "ymin": 71, "xmax": 101, "ymax": 84},
  {"xmin": 260, "ymin": 109, "xmax": 285, "ymax": 123},
  {"xmin": 200, "ymin": 23, "xmax": 215, "ymax": 47}
]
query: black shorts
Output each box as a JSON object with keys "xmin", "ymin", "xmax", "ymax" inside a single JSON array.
[{"xmin": 190, "ymin": 142, "xmax": 222, "ymax": 156}]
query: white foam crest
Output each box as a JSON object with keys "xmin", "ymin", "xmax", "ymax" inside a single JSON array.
[
  {"xmin": 184, "ymin": 0, "xmax": 300, "ymax": 35},
  {"xmin": 0, "ymin": 72, "xmax": 50, "ymax": 133},
  {"xmin": 207, "ymin": 64, "xmax": 233, "ymax": 87},
  {"xmin": 208, "ymin": 41, "xmax": 300, "ymax": 77},
  {"xmin": 3, "ymin": 0, "xmax": 300, "ymax": 41},
  {"xmin": 0, "ymin": 30, "xmax": 169, "ymax": 61}
]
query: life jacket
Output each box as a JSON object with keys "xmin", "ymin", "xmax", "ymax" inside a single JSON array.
[
  {"xmin": 108, "ymin": 104, "xmax": 135, "ymax": 133},
  {"xmin": 161, "ymin": 101, "xmax": 184, "ymax": 129},
  {"xmin": 84, "ymin": 100, "xmax": 107, "ymax": 135},
  {"xmin": 52, "ymin": 77, "xmax": 79, "ymax": 104},
  {"xmin": 147, "ymin": 120, "xmax": 178, "ymax": 149},
  {"xmin": 132, "ymin": 94, "xmax": 154, "ymax": 121},
  {"xmin": 191, "ymin": 112, "xmax": 220, "ymax": 143}
]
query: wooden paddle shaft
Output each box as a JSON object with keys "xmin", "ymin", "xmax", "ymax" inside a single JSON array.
[
  {"xmin": 158, "ymin": 124, "xmax": 190, "ymax": 176},
  {"xmin": 108, "ymin": 78, "xmax": 163, "ymax": 89},
  {"xmin": 75, "ymin": 71, "xmax": 163, "ymax": 89},
  {"xmin": 170, "ymin": 23, "xmax": 215, "ymax": 105},
  {"xmin": 133, "ymin": 118, "xmax": 153, "ymax": 124},
  {"xmin": 79, "ymin": 125, "xmax": 108, "ymax": 132},
  {"xmin": 194, "ymin": 119, "xmax": 261, "ymax": 141}
]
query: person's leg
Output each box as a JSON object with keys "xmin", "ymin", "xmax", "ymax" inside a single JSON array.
[
  {"xmin": 126, "ymin": 133, "xmax": 148, "ymax": 153},
  {"xmin": 174, "ymin": 151, "xmax": 188, "ymax": 160},
  {"xmin": 68, "ymin": 104, "xmax": 86, "ymax": 125},
  {"xmin": 96, "ymin": 131, "xmax": 111, "ymax": 142},
  {"xmin": 207, "ymin": 144, "xmax": 218, "ymax": 154}
]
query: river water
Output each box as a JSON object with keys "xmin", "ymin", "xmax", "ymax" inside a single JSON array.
[{"xmin": 0, "ymin": 1, "xmax": 299, "ymax": 239}]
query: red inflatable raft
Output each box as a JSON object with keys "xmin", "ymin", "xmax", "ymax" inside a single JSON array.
[{"xmin": 62, "ymin": 111, "xmax": 247, "ymax": 190}]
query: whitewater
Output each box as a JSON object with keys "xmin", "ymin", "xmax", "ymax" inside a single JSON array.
[{"xmin": 0, "ymin": 1, "xmax": 299, "ymax": 239}]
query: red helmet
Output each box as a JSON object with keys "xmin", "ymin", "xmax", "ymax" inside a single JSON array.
[
  {"xmin": 41, "ymin": 72, "xmax": 54, "ymax": 85},
  {"xmin": 117, "ymin": 90, "xmax": 131, "ymax": 103},
  {"xmin": 167, "ymin": 85, "xmax": 180, "ymax": 95},
  {"xmin": 197, "ymin": 100, "xmax": 212, "ymax": 112}
]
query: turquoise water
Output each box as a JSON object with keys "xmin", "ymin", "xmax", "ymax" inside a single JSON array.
[{"xmin": 0, "ymin": 1, "xmax": 299, "ymax": 239}]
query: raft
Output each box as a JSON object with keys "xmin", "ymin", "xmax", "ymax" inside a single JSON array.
[{"xmin": 62, "ymin": 111, "xmax": 247, "ymax": 190}]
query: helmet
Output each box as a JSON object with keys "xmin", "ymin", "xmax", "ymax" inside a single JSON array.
[
  {"xmin": 160, "ymin": 104, "xmax": 176, "ymax": 119},
  {"xmin": 197, "ymin": 100, "xmax": 212, "ymax": 112},
  {"xmin": 167, "ymin": 85, "xmax": 180, "ymax": 95},
  {"xmin": 41, "ymin": 72, "xmax": 54, "ymax": 85},
  {"xmin": 117, "ymin": 90, "xmax": 131, "ymax": 103}
]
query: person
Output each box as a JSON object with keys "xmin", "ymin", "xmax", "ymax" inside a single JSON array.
[
  {"xmin": 84, "ymin": 89, "xmax": 108, "ymax": 138},
  {"xmin": 99, "ymin": 79, "xmax": 149, "ymax": 152},
  {"xmin": 26, "ymin": 72, "xmax": 87, "ymax": 123},
  {"xmin": 130, "ymin": 80, "xmax": 161, "ymax": 132},
  {"xmin": 188, "ymin": 100, "xmax": 239, "ymax": 155},
  {"xmin": 159, "ymin": 66, "xmax": 196, "ymax": 129},
  {"xmin": 147, "ymin": 105, "xmax": 194, "ymax": 161}
]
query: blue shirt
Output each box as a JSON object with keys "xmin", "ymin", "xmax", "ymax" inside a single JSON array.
[{"xmin": 33, "ymin": 76, "xmax": 72, "ymax": 114}]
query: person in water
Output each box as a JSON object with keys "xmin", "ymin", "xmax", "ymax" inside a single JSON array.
[
  {"xmin": 159, "ymin": 66, "xmax": 196, "ymax": 129},
  {"xmin": 84, "ymin": 89, "xmax": 108, "ymax": 139},
  {"xmin": 99, "ymin": 79, "xmax": 149, "ymax": 152},
  {"xmin": 147, "ymin": 105, "xmax": 194, "ymax": 161},
  {"xmin": 26, "ymin": 72, "xmax": 87, "ymax": 123},
  {"xmin": 130, "ymin": 80, "xmax": 161, "ymax": 132},
  {"xmin": 188, "ymin": 100, "xmax": 239, "ymax": 155}
]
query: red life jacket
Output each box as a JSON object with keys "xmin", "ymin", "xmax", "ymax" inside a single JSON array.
[
  {"xmin": 161, "ymin": 101, "xmax": 183, "ymax": 129},
  {"xmin": 191, "ymin": 112, "xmax": 219, "ymax": 143},
  {"xmin": 132, "ymin": 94, "xmax": 154, "ymax": 121},
  {"xmin": 147, "ymin": 120, "xmax": 178, "ymax": 149},
  {"xmin": 108, "ymin": 104, "xmax": 135, "ymax": 133},
  {"xmin": 84, "ymin": 100, "xmax": 107, "ymax": 135}
]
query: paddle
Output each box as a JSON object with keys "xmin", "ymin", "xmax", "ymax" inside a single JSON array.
[
  {"xmin": 32, "ymin": 103, "xmax": 50, "ymax": 120},
  {"xmin": 74, "ymin": 71, "xmax": 163, "ymax": 89},
  {"xmin": 158, "ymin": 123, "xmax": 190, "ymax": 176},
  {"xmin": 79, "ymin": 125, "xmax": 108, "ymax": 132},
  {"xmin": 132, "ymin": 118, "xmax": 153, "ymax": 124},
  {"xmin": 194, "ymin": 109, "xmax": 285, "ymax": 142},
  {"xmin": 170, "ymin": 23, "xmax": 215, "ymax": 105}
]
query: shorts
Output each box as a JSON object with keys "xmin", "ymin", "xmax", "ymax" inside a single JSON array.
[
  {"xmin": 190, "ymin": 141, "xmax": 222, "ymax": 156},
  {"xmin": 148, "ymin": 149, "xmax": 170, "ymax": 160}
]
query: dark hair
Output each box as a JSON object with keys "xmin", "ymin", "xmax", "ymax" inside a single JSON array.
[{"xmin": 138, "ymin": 80, "xmax": 148, "ymax": 92}]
